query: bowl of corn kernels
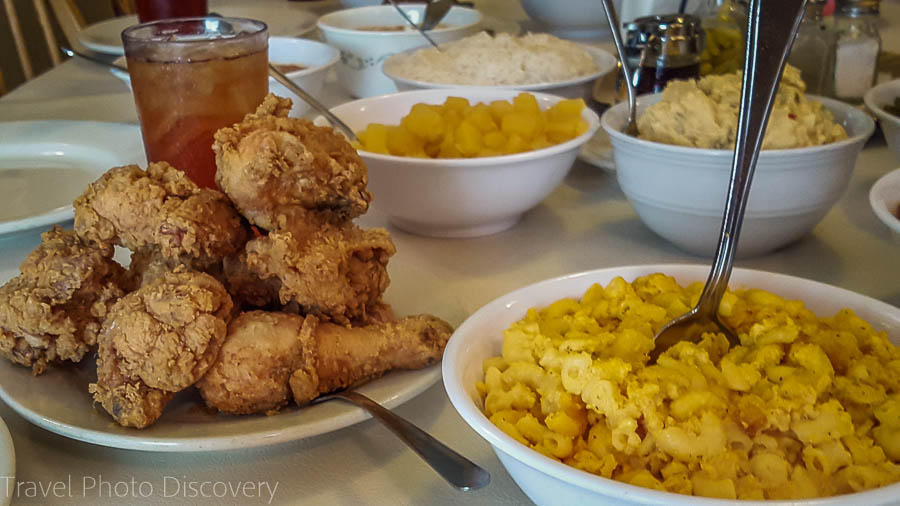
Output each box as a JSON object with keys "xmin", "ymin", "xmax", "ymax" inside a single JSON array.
[{"xmin": 323, "ymin": 88, "xmax": 600, "ymax": 237}]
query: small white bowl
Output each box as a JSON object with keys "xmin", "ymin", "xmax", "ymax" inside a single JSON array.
[
  {"xmin": 443, "ymin": 264, "xmax": 900, "ymax": 506},
  {"xmin": 870, "ymin": 167, "xmax": 900, "ymax": 242},
  {"xmin": 111, "ymin": 37, "xmax": 339, "ymax": 118},
  {"xmin": 268, "ymin": 37, "xmax": 340, "ymax": 117},
  {"xmin": 601, "ymin": 95, "xmax": 875, "ymax": 257},
  {"xmin": 520, "ymin": 0, "xmax": 622, "ymax": 40},
  {"xmin": 317, "ymin": 5, "xmax": 482, "ymax": 98},
  {"xmin": 864, "ymin": 79, "xmax": 900, "ymax": 162},
  {"xmin": 326, "ymin": 88, "xmax": 600, "ymax": 237},
  {"xmin": 382, "ymin": 44, "xmax": 618, "ymax": 101}
]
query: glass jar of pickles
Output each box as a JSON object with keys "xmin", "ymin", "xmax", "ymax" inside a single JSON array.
[{"xmin": 699, "ymin": 0, "xmax": 746, "ymax": 76}]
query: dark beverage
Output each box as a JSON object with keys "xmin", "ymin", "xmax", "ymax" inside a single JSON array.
[{"xmin": 136, "ymin": 0, "xmax": 208, "ymax": 23}]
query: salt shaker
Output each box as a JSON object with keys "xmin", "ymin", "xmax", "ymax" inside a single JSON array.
[
  {"xmin": 832, "ymin": 0, "xmax": 881, "ymax": 103},
  {"xmin": 788, "ymin": 0, "xmax": 835, "ymax": 96}
]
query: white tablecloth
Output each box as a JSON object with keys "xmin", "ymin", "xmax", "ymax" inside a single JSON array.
[{"xmin": 0, "ymin": 1, "xmax": 898, "ymax": 504}]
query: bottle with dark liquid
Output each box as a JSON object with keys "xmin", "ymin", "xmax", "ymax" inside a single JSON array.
[{"xmin": 624, "ymin": 14, "xmax": 704, "ymax": 95}]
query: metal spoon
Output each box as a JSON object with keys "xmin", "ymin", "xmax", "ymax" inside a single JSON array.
[
  {"xmin": 648, "ymin": 0, "xmax": 809, "ymax": 363},
  {"xmin": 314, "ymin": 390, "xmax": 491, "ymax": 491},
  {"xmin": 60, "ymin": 46, "xmax": 126, "ymax": 71},
  {"xmin": 387, "ymin": 0, "xmax": 441, "ymax": 50},
  {"xmin": 420, "ymin": 0, "xmax": 453, "ymax": 31},
  {"xmin": 267, "ymin": 64, "xmax": 358, "ymax": 142},
  {"xmin": 600, "ymin": 0, "xmax": 638, "ymax": 136}
]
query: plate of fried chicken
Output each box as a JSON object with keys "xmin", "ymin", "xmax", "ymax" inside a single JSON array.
[{"xmin": 0, "ymin": 95, "xmax": 453, "ymax": 451}]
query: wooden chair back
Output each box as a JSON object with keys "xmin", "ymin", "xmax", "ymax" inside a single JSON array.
[{"xmin": 0, "ymin": 0, "xmax": 85, "ymax": 95}]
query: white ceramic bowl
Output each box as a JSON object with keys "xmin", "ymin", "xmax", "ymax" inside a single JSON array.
[
  {"xmin": 870, "ymin": 167, "xmax": 900, "ymax": 242},
  {"xmin": 382, "ymin": 44, "xmax": 618, "ymax": 101},
  {"xmin": 520, "ymin": 0, "xmax": 621, "ymax": 40},
  {"xmin": 443, "ymin": 263, "xmax": 900, "ymax": 506},
  {"xmin": 864, "ymin": 79, "xmax": 900, "ymax": 162},
  {"xmin": 111, "ymin": 37, "xmax": 339, "ymax": 118},
  {"xmin": 601, "ymin": 95, "xmax": 875, "ymax": 257},
  {"xmin": 317, "ymin": 5, "xmax": 482, "ymax": 98},
  {"xmin": 268, "ymin": 37, "xmax": 340, "ymax": 117},
  {"xmin": 326, "ymin": 88, "xmax": 600, "ymax": 237}
]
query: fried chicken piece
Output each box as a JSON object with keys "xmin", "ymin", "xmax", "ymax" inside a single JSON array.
[
  {"xmin": 197, "ymin": 311, "xmax": 317, "ymax": 415},
  {"xmin": 89, "ymin": 329, "xmax": 174, "ymax": 429},
  {"xmin": 243, "ymin": 221, "xmax": 396, "ymax": 323},
  {"xmin": 290, "ymin": 314, "xmax": 453, "ymax": 405},
  {"xmin": 222, "ymin": 252, "xmax": 282, "ymax": 309},
  {"xmin": 0, "ymin": 226, "xmax": 126, "ymax": 374},
  {"xmin": 213, "ymin": 94, "xmax": 372, "ymax": 230},
  {"xmin": 89, "ymin": 268, "xmax": 233, "ymax": 428},
  {"xmin": 73, "ymin": 162, "xmax": 249, "ymax": 269}
]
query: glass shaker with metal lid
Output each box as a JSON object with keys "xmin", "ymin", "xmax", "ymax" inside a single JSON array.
[{"xmin": 623, "ymin": 14, "xmax": 704, "ymax": 95}]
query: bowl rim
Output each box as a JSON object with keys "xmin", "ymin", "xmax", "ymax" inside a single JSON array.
[
  {"xmin": 316, "ymin": 4, "xmax": 482, "ymax": 34},
  {"xmin": 869, "ymin": 167, "xmax": 900, "ymax": 235},
  {"xmin": 381, "ymin": 42, "xmax": 617, "ymax": 91},
  {"xmin": 327, "ymin": 88, "xmax": 600, "ymax": 165},
  {"xmin": 268, "ymin": 36, "xmax": 340, "ymax": 77},
  {"xmin": 863, "ymin": 78, "xmax": 900, "ymax": 124},
  {"xmin": 601, "ymin": 94, "xmax": 875, "ymax": 158},
  {"xmin": 442, "ymin": 263, "xmax": 900, "ymax": 506}
]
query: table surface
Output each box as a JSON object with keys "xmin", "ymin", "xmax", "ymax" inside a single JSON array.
[{"xmin": 1, "ymin": 1, "xmax": 899, "ymax": 504}]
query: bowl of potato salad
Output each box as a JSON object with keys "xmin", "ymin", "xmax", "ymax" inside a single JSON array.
[
  {"xmin": 443, "ymin": 264, "xmax": 900, "ymax": 505},
  {"xmin": 325, "ymin": 89, "xmax": 600, "ymax": 237}
]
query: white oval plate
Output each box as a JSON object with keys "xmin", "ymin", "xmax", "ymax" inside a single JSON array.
[
  {"xmin": 77, "ymin": 3, "xmax": 318, "ymax": 55},
  {"xmin": 0, "ymin": 350, "xmax": 440, "ymax": 452},
  {"xmin": 0, "ymin": 417, "xmax": 14, "ymax": 506},
  {"xmin": 0, "ymin": 121, "xmax": 144, "ymax": 238}
]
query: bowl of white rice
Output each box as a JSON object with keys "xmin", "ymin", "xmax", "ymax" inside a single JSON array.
[{"xmin": 382, "ymin": 32, "xmax": 618, "ymax": 100}]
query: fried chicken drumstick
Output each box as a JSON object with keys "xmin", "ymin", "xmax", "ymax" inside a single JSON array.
[
  {"xmin": 0, "ymin": 226, "xmax": 126, "ymax": 374},
  {"xmin": 213, "ymin": 94, "xmax": 372, "ymax": 231},
  {"xmin": 90, "ymin": 268, "xmax": 233, "ymax": 428},
  {"xmin": 74, "ymin": 162, "xmax": 249, "ymax": 269},
  {"xmin": 197, "ymin": 311, "xmax": 452, "ymax": 415}
]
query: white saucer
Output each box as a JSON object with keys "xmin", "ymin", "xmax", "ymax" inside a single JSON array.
[
  {"xmin": 0, "ymin": 417, "xmax": 13, "ymax": 506},
  {"xmin": 77, "ymin": 3, "xmax": 318, "ymax": 55},
  {"xmin": 578, "ymin": 129, "xmax": 615, "ymax": 172},
  {"xmin": 0, "ymin": 351, "xmax": 440, "ymax": 452},
  {"xmin": 0, "ymin": 121, "xmax": 144, "ymax": 238}
]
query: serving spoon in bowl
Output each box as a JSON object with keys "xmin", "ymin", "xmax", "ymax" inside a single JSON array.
[
  {"xmin": 648, "ymin": 0, "xmax": 809, "ymax": 362},
  {"xmin": 600, "ymin": 0, "xmax": 638, "ymax": 136}
]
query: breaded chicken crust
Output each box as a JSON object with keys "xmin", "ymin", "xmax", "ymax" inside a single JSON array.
[
  {"xmin": 0, "ymin": 227, "xmax": 126, "ymax": 374},
  {"xmin": 90, "ymin": 268, "xmax": 233, "ymax": 428},
  {"xmin": 243, "ymin": 222, "xmax": 396, "ymax": 323},
  {"xmin": 197, "ymin": 311, "xmax": 317, "ymax": 415},
  {"xmin": 213, "ymin": 94, "xmax": 372, "ymax": 230},
  {"xmin": 73, "ymin": 162, "xmax": 248, "ymax": 268}
]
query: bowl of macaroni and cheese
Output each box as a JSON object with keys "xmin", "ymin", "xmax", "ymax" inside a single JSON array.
[
  {"xmin": 321, "ymin": 88, "xmax": 600, "ymax": 238},
  {"xmin": 442, "ymin": 264, "xmax": 900, "ymax": 505},
  {"xmin": 601, "ymin": 68, "xmax": 875, "ymax": 258}
]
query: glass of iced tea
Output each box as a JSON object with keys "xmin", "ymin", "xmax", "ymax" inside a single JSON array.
[{"xmin": 122, "ymin": 17, "xmax": 268, "ymax": 189}]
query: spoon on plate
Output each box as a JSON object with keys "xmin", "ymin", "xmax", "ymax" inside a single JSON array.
[
  {"xmin": 314, "ymin": 389, "xmax": 491, "ymax": 491},
  {"xmin": 648, "ymin": 0, "xmax": 809, "ymax": 362},
  {"xmin": 599, "ymin": 0, "xmax": 638, "ymax": 136}
]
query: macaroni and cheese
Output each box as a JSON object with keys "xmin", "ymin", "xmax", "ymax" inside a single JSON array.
[{"xmin": 478, "ymin": 273, "xmax": 900, "ymax": 499}]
